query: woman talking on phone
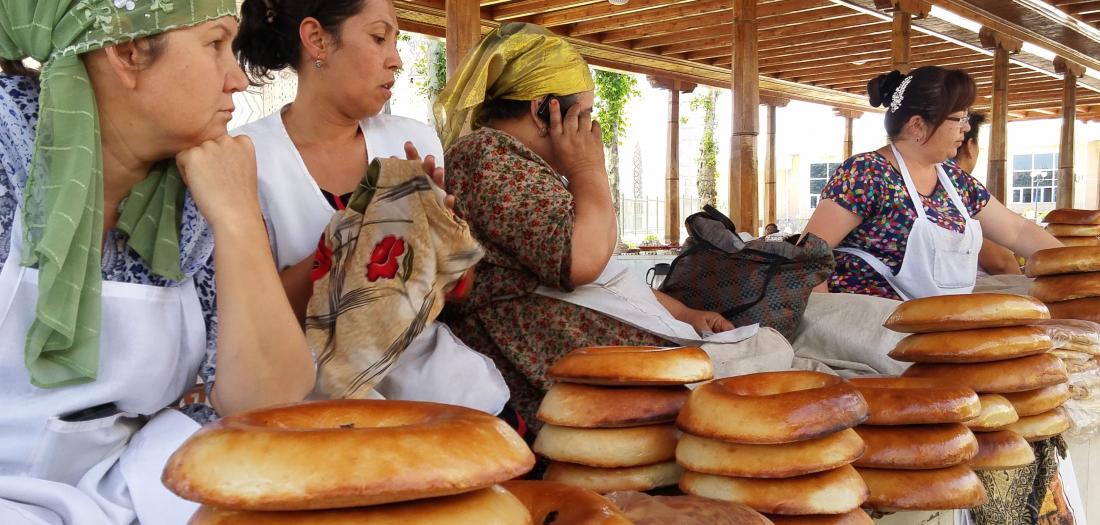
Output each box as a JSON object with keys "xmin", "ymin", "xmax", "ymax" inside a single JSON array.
[{"xmin": 435, "ymin": 23, "xmax": 749, "ymax": 424}]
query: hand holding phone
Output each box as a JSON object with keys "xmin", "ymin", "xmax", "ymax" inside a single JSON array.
[{"xmin": 537, "ymin": 95, "xmax": 573, "ymax": 124}]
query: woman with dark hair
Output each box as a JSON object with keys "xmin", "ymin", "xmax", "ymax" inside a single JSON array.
[
  {"xmin": 802, "ymin": 66, "xmax": 1060, "ymax": 300},
  {"xmin": 231, "ymin": 0, "xmax": 444, "ymax": 307},
  {"xmin": 0, "ymin": 2, "xmax": 313, "ymax": 522}
]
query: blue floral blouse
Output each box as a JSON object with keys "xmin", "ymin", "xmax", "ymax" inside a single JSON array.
[{"xmin": 0, "ymin": 74, "xmax": 219, "ymax": 422}]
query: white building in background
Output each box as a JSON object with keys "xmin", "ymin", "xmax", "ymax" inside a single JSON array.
[{"xmin": 227, "ymin": 33, "xmax": 1100, "ymax": 246}]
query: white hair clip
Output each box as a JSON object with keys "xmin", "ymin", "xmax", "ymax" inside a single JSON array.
[{"xmin": 889, "ymin": 75, "xmax": 912, "ymax": 113}]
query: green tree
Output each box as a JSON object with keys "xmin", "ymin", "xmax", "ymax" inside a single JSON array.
[
  {"xmin": 691, "ymin": 88, "xmax": 719, "ymax": 207},
  {"xmin": 592, "ymin": 69, "xmax": 639, "ymax": 225},
  {"xmin": 409, "ymin": 36, "xmax": 447, "ymax": 121}
]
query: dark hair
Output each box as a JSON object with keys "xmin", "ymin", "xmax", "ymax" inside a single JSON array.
[
  {"xmin": 130, "ymin": 34, "xmax": 168, "ymax": 70},
  {"xmin": 0, "ymin": 59, "xmax": 38, "ymax": 81},
  {"xmin": 475, "ymin": 94, "xmax": 580, "ymax": 127},
  {"xmin": 962, "ymin": 112, "xmax": 986, "ymax": 147},
  {"xmin": 234, "ymin": 0, "xmax": 366, "ymax": 84},
  {"xmin": 867, "ymin": 66, "xmax": 976, "ymax": 142}
]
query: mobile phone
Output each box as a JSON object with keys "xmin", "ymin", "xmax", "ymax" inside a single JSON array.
[
  {"xmin": 60, "ymin": 402, "xmax": 120, "ymax": 422},
  {"xmin": 536, "ymin": 95, "xmax": 574, "ymax": 124}
]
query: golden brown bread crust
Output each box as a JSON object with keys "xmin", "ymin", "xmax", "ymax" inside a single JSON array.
[
  {"xmin": 1030, "ymin": 273, "xmax": 1100, "ymax": 302},
  {"xmin": 764, "ymin": 510, "xmax": 874, "ymax": 525},
  {"xmin": 500, "ymin": 481, "xmax": 630, "ymax": 525},
  {"xmin": 857, "ymin": 465, "xmax": 987, "ymax": 511},
  {"xmin": 1046, "ymin": 224, "xmax": 1100, "ymax": 237},
  {"xmin": 675, "ymin": 428, "xmax": 866, "ymax": 478},
  {"xmin": 548, "ymin": 346, "xmax": 714, "ymax": 385},
  {"xmin": 883, "ymin": 294, "xmax": 1050, "ymax": 333},
  {"xmin": 901, "ymin": 353, "xmax": 1069, "ymax": 393},
  {"xmin": 1044, "ymin": 209, "xmax": 1100, "ymax": 225},
  {"xmin": 848, "ymin": 377, "xmax": 980, "ymax": 424},
  {"xmin": 679, "ymin": 465, "xmax": 869, "ymax": 515},
  {"xmin": 1056, "ymin": 236, "xmax": 1100, "ymax": 247},
  {"xmin": 1025, "ymin": 247, "xmax": 1100, "ymax": 277},
  {"xmin": 542, "ymin": 461, "xmax": 682, "ymax": 493},
  {"xmin": 1046, "ymin": 297, "xmax": 1100, "ymax": 323},
  {"xmin": 606, "ymin": 493, "xmax": 773, "ymax": 525},
  {"xmin": 1001, "ymin": 383, "xmax": 1071, "ymax": 417},
  {"xmin": 186, "ymin": 486, "xmax": 533, "ymax": 524},
  {"xmin": 888, "ymin": 326, "xmax": 1052, "ymax": 363},
  {"xmin": 964, "ymin": 394, "xmax": 1019, "ymax": 431},
  {"xmin": 677, "ymin": 371, "xmax": 868, "ymax": 444},
  {"xmin": 1002, "ymin": 407, "xmax": 1071, "ymax": 442},
  {"xmin": 969, "ymin": 430, "xmax": 1036, "ymax": 471},
  {"xmin": 536, "ymin": 383, "xmax": 688, "ymax": 428},
  {"xmin": 532, "ymin": 424, "xmax": 678, "ymax": 468},
  {"xmin": 852, "ymin": 424, "xmax": 978, "ymax": 469},
  {"xmin": 162, "ymin": 400, "xmax": 535, "ymax": 511}
]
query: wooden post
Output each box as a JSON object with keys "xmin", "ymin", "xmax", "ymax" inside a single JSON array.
[
  {"xmin": 648, "ymin": 76, "xmax": 697, "ymax": 245},
  {"xmin": 730, "ymin": 0, "xmax": 760, "ymax": 234},
  {"xmin": 875, "ymin": 0, "xmax": 930, "ymax": 73},
  {"xmin": 761, "ymin": 96, "xmax": 789, "ymax": 227},
  {"xmin": 834, "ymin": 109, "xmax": 863, "ymax": 160},
  {"xmin": 980, "ymin": 28, "xmax": 1022, "ymax": 204},
  {"xmin": 666, "ymin": 81, "xmax": 682, "ymax": 245},
  {"xmin": 445, "ymin": 0, "xmax": 480, "ymax": 78},
  {"xmin": 1055, "ymin": 57, "xmax": 1084, "ymax": 208}
]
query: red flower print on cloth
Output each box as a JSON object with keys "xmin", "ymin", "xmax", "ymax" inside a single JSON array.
[{"xmin": 366, "ymin": 235, "xmax": 405, "ymax": 282}]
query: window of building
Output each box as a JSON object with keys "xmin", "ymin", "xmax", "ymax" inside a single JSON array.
[
  {"xmin": 809, "ymin": 162, "xmax": 841, "ymax": 208},
  {"xmin": 1011, "ymin": 153, "xmax": 1058, "ymax": 204}
]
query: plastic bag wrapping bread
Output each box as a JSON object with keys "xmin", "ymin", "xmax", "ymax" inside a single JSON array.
[
  {"xmin": 1037, "ymin": 319, "xmax": 1100, "ymax": 355},
  {"xmin": 1062, "ymin": 356, "xmax": 1100, "ymax": 442},
  {"xmin": 604, "ymin": 491, "xmax": 773, "ymax": 525}
]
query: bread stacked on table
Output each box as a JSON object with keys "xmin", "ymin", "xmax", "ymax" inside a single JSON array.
[
  {"xmin": 847, "ymin": 377, "xmax": 987, "ymax": 513},
  {"xmin": 1027, "ymin": 245, "xmax": 1100, "ymax": 324},
  {"xmin": 1042, "ymin": 208, "xmax": 1100, "ymax": 248},
  {"xmin": 162, "ymin": 399, "xmax": 544, "ymax": 524},
  {"xmin": 888, "ymin": 294, "xmax": 1070, "ymax": 471},
  {"xmin": 675, "ymin": 370, "xmax": 875, "ymax": 523},
  {"xmin": 1037, "ymin": 319, "xmax": 1100, "ymax": 438},
  {"xmin": 534, "ymin": 346, "xmax": 714, "ymax": 493}
]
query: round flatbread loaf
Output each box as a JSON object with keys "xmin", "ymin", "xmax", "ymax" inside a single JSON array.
[
  {"xmin": 679, "ymin": 465, "xmax": 868, "ymax": 516},
  {"xmin": 884, "ymin": 294, "xmax": 1049, "ymax": 333},
  {"xmin": 1046, "ymin": 224, "xmax": 1100, "ymax": 237},
  {"xmin": 853, "ymin": 424, "xmax": 978, "ymax": 470},
  {"xmin": 1056, "ymin": 236, "xmax": 1100, "ymax": 247},
  {"xmin": 1002, "ymin": 407, "xmax": 1071, "ymax": 442},
  {"xmin": 964, "ymin": 394, "xmax": 1019, "ymax": 432},
  {"xmin": 533, "ymin": 424, "xmax": 677, "ymax": 468},
  {"xmin": 1046, "ymin": 297, "xmax": 1100, "ymax": 323},
  {"xmin": 901, "ymin": 353, "xmax": 1068, "ymax": 394},
  {"xmin": 501, "ymin": 481, "xmax": 630, "ymax": 525},
  {"xmin": 1025, "ymin": 247, "xmax": 1100, "ymax": 277},
  {"xmin": 1001, "ymin": 383, "xmax": 1071, "ymax": 417},
  {"xmin": 848, "ymin": 377, "xmax": 980, "ymax": 424},
  {"xmin": 1030, "ymin": 273, "xmax": 1100, "ymax": 303},
  {"xmin": 543, "ymin": 461, "xmax": 682, "ymax": 493},
  {"xmin": 1043, "ymin": 209, "xmax": 1100, "ymax": 225},
  {"xmin": 548, "ymin": 346, "xmax": 713, "ymax": 385},
  {"xmin": 675, "ymin": 428, "xmax": 866, "ymax": 478},
  {"xmin": 969, "ymin": 430, "xmax": 1036, "ymax": 470},
  {"xmin": 858, "ymin": 465, "xmax": 987, "ymax": 511},
  {"xmin": 536, "ymin": 383, "xmax": 688, "ymax": 428},
  {"xmin": 889, "ymin": 326, "xmax": 1051, "ymax": 363}
]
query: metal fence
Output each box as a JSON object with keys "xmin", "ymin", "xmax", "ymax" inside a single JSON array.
[{"xmin": 618, "ymin": 195, "xmax": 726, "ymax": 244}]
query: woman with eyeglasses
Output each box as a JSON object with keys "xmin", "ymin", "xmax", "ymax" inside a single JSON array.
[{"xmin": 802, "ymin": 66, "xmax": 1060, "ymax": 301}]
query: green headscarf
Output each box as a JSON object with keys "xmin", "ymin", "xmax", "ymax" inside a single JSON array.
[
  {"xmin": 0, "ymin": 0, "xmax": 236, "ymax": 388},
  {"xmin": 434, "ymin": 22, "xmax": 594, "ymax": 149}
]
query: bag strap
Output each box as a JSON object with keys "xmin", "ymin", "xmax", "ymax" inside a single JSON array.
[
  {"xmin": 720, "ymin": 261, "xmax": 784, "ymax": 318},
  {"xmin": 702, "ymin": 204, "xmax": 737, "ymax": 233}
]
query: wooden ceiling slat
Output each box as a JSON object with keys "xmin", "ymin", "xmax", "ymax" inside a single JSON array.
[
  {"xmin": 569, "ymin": 0, "xmax": 728, "ymax": 36},
  {"xmin": 491, "ymin": 0, "xmax": 599, "ymax": 21},
  {"xmin": 761, "ymin": 47, "xmax": 981, "ymax": 76},
  {"xmin": 601, "ymin": 12, "xmax": 729, "ymax": 43},
  {"xmin": 757, "ymin": 38, "xmax": 947, "ymax": 68},
  {"xmin": 756, "ymin": 21, "xmax": 890, "ymax": 49},
  {"xmin": 628, "ymin": 24, "xmax": 732, "ymax": 49},
  {"xmin": 534, "ymin": 0, "xmax": 693, "ymax": 29}
]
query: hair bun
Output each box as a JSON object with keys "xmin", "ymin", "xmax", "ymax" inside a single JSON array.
[{"xmin": 867, "ymin": 70, "xmax": 905, "ymax": 108}]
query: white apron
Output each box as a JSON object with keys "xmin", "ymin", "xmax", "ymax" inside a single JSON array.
[
  {"xmin": 836, "ymin": 144, "xmax": 983, "ymax": 301},
  {"xmin": 0, "ymin": 210, "xmax": 207, "ymax": 525},
  {"xmin": 535, "ymin": 260, "xmax": 796, "ymax": 378}
]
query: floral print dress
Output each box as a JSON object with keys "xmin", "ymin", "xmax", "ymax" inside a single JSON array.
[
  {"xmin": 820, "ymin": 151, "xmax": 991, "ymax": 300},
  {"xmin": 443, "ymin": 127, "xmax": 670, "ymax": 425}
]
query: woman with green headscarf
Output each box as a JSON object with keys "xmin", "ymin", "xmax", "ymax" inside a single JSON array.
[
  {"xmin": 437, "ymin": 23, "xmax": 737, "ymax": 429},
  {"xmin": 0, "ymin": 2, "xmax": 314, "ymax": 523}
]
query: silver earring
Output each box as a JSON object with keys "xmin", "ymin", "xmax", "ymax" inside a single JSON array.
[
  {"xmin": 537, "ymin": 127, "xmax": 548, "ymax": 137},
  {"xmin": 313, "ymin": 58, "xmax": 324, "ymax": 69}
]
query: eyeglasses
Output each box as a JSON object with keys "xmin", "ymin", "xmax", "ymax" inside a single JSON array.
[{"xmin": 945, "ymin": 113, "xmax": 970, "ymax": 126}]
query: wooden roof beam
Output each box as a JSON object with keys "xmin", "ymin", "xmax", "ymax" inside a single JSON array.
[
  {"xmin": 534, "ymin": 0, "xmax": 695, "ymax": 29},
  {"xmin": 569, "ymin": 0, "xmax": 729, "ymax": 37},
  {"xmin": 492, "ymin": 0, "xmax": 599, "ymax": 21}
]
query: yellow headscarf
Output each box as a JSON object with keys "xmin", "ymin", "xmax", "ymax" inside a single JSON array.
[{"xmin": 434, "ymin": 23, "xmax": 594, "ymax": 149}]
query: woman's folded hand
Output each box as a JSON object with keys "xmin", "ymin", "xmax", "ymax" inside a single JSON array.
[{"xmin": 678, "ymin": 308, "xmax": 736, "ymax": 335}]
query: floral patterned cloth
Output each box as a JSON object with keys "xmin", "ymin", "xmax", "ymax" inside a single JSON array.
[
  {"xmin": 0, "ymin": 74, "xmax": 219, "ymax": 423},
  {"xmin": 821, "ymin": 151, "xmax": 990, "ymax": 300},
  {"xmin": 443, "ymin": 127, "xmax": 670, "ymax": 425}
]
